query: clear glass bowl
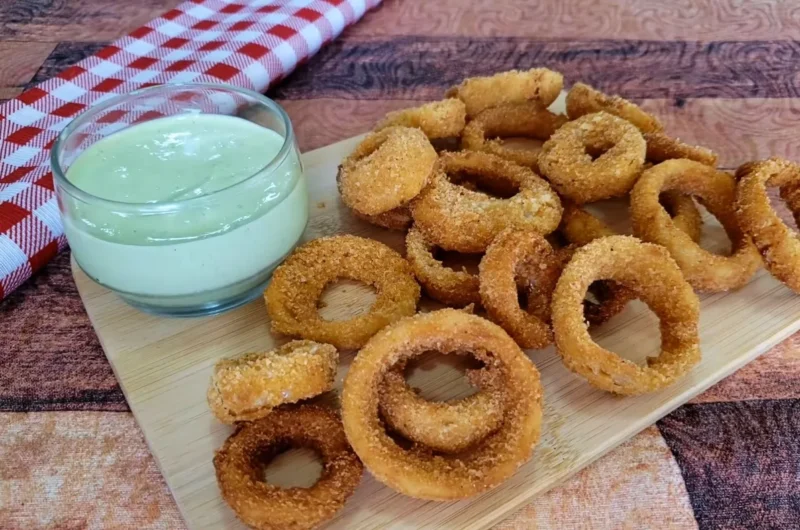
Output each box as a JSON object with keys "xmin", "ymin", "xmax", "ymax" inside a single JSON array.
[{"xmin": 52, "ymin": 84, "xmax": 308, "ymax": 317}]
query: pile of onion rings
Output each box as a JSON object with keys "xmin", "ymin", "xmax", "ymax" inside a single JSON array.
[{"xmin": 343, "ymin": 309, "xmax": 542, "ymax": 500}]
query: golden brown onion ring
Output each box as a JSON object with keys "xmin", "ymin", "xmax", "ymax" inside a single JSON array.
[
  {"xmin": 338, "ymin": 126, "xmax": 437, "ymax": 216},
  {"xmin": 552, "ymin": 236, "xmax": 701, "ymax": 395},
  {"xmin": 214, "ymin": 406, "xmax": 363, "ymax": 530},
  {"xmin": 352, "ymin": 205, "xmax": 413, "ymax": 231},
  {"xmin": 461, "ymin": 102, "xmax": 567, "ymax": 170},
  {"xmin": 631, "ymin": 159, "xmax": 761, "ymax": 292},
  {"xmin": 565, "ymin": 82, "xmax": 663, "ymax": 133},
  {"xmin": 375, "ymin": 99, "xmax": 467, "ymax": 139},
  {"xmin": 446, "ymin": 68, "xmax": 563, "ymax": 117},
  {"xmin": 378, "ymin": 358, "xmax": 506, "ymax": 453},
  {"xmin": 538, "ymin": 112, "xmax": 646, "ymax": 203},
  {"xmin": 478, "ymin": 229, "xmax": 561, "ymax": 349},
  {"xmin": 207, "ymin": 341, "xmax": 338, "ymax": 424},
  {"xmin": 405, "ymin": 227, "xmax": 480, "ymax": 306},
  {"xmin": 265, "ymin": 235, "xmax": 420, "ymax": 350},
  {"xmin": 342, "ymin": 309, "xmax": 543, "ymax": 500},
  {"xmin": 411, "ymin": 151, "xmax": 562, "ymax": 252},
  {"xmin": 735, "ymin": 157, "xmax": 800, "ymax": 293}
]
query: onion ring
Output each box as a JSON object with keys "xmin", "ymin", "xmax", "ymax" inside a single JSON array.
[
  {"xmin": 735, "ymin": 157, "xmax": 800, "ymax": 293},
  {"xmin": 405, "ymin": 227, "xmax": 481, "ymax": 306},
  {"xmin": 631, "ymin": 159, "xmax": 761, "ymax": 292},
  {"xmin": 375, "ymin": 99, "xmax": 467, "ymax": 140},
  {"xmin": 214, "ymin": 405, "xmax": 363, "ymax": 530},
  {"xmin": 538, "ymin": 112, "xmax": 646, "ymax": 203},
  {"xmin": 551, "ymin": 235, "xmax": 701, "ymax": 395},
  {"xmin": 478, "ymin": 229, "xmax": 561, "ymax": 349},
  {"xmin": 338, "ymin": 126, "xmax": 437, "ymax": 216},
  {"xmin": 208, "ymin": 341, "xmax": 338, "ymax": 424},
  {"xmin": 378, "ymin": 357, "xmax": 506, "ymax": 453},
  {"xmin": 644, "ymin": 132, "xmax": 718, "ymax": 167},
  {"xmin": 342, "ymin": 309, "xmax": 543, "ymax": 500},
  {"xmin": 411, "ymin": 151, "xmax": 563, "ymax": 252},
  {"xmin": 565, "ymin": 82, "xmax": 663, "ymax": 133},
  {"xmin": 265, "ymin": 235, "xmax": 421, "ymax": 350},
  {"xmin": 445, "ymin": 68, "xmax": 563, "ymax": 117},
  {"xmin": 352, "ymin": 205, "xmax": 413, "ymax": 231},
  {"xmin": 461, "ymin": 102, "xmax": 567, "ymax": 170}
]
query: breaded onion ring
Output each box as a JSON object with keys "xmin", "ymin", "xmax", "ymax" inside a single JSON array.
[
  {"xmin": 631, "ymin": 160, "xmax": 761, "ymax": 292},
  {"xmin": 352, "ymin": 205, "xmax": 413, "ymax": 231},
  {"xmin": 338, "ymin": 126, "xmax": 437, "ymax": 216},
  {"xmin": 538, "ymin": 112, "xmax": 646, "ymax": 203},
  {"xmin": 552, "ymin": 236, "xmax": 701, "ymax": 395},
  {"xmin": 374, "ymin": 99, "xmax": 467, "ymax": 139},
  {"xmin": 265, "ymin": 235, "xmax": 420, "ymax": 350},
  {"xmin": 411, "ymin": 151, "xmax": 563, "ymax": 252},
  {"xmin": 214, "ymin": 406, "xmax": 363, "ymax": 530},
  {"xmin": 479, "ymin": 229, "xmax": 561, "ymax": 349},
  {"xmin": 342, "ymin": 309, "xmax": 542, "ymax": 500},
  {"xmin": 565, "ymin": 82, "xmax": 663, "ymax": 133},
  {"xmin": 461, "ymin": 102, "xmax": 567, "ymax": 170},
  {"xmin": 208, "ymin": 341, "xmax": 338, "ymax": 424},
  {"xmin": 378, "ymin": 359, "xmax": 506, "ymax": 453},
  {"xmin": 446, "ymin": 68, "xmax": 563, "ymax": 117},
  {"xmin": 405, "ymin": 227, "xmax": 480, "ymax": 306},
  {"xmin": 735, "ymin": 157, "xmax": 800, "ymax": 293},
  {"xmin": 644, "ymin": 132, "xmax": 718, "ymax": 167}
]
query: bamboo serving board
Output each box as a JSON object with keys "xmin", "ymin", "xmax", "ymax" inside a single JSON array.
[{"xmin": 73, "ymin": 126, "xmax": 800, "ymax": 529}]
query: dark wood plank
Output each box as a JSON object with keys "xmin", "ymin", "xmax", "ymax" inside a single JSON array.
[
  {"xmin": 26, "ymin": 41, "xmax": 107, "ymax": 88},
  {"xmin": 351, "ymin": 0, "xmax": 800, "ymax": 41},
  {"xmin": 272, "ymin": 38, "xmax": 800, "ymax": 101},
  {"xmin": 0, "ymin": 0, "xmax": 180, "ymax": 42}
]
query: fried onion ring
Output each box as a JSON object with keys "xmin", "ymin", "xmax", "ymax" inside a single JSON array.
[
  {"xmin": 338, "ymin": 126, "xmax": 437, "ymax": 216},
  {"xmin": 214, "ymin": 406, "xmax": 363, "ymax": 530},
  {"xmin": 565, "ymin": 82, "xmax": 663, "ymax": 133},
  {"xmin": 644, "ymin": 132, "xmax": 718, "ymax": 167},
  {"xmin": 478, "ymin": 229, "xmax": 561, "ymax": 349},
  {"xmin": 375, "ymin": 99, "xmax": 467, "ymax": 140},
  {"xmin": 631, "ymin": 160, "xmax": 761, "ymax": 292},
  {"xmin": 552, "ymin": 236, "xmax": 701, "ymax": 395},
  {"xmin": 538, "ymin": 112, "xmax": 646, "ymax": 203},
  {"xmin": 735, "ymin": 157, "xmax": 800, "ymax": 293},
  {"xmin": 461, "ymin": 102, "xmax": 568, "ymax": 170},
  {"xmin": 378, "ymin": 358, "xmax": 506, "ymax": 453},
  {"xmin": 265, "ymin": 235, "xmax": 420, "ymax": 350},
  {"xmin": 411, "ymin": 151, "xmax": 563, "ymax": 252},
  {"xmin": 342, "ymin": 309, "xmax": 543, "ymax": 500},
  {"xmin": 208, "ymin": 341, "xmax": 338, "ymax": 424},
  {"xmin": 405, "ymin": 227, "xmax": 480, "ymax": 306},
  {"xmin": 446, "ymin": 68, "xmax": 563, "ymax": 117}
]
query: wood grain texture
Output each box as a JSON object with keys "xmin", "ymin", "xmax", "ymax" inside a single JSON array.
[
  {"xmin": 0, "ymin": 0, "xmax": 180, "ymax": 42},
  {"xmin": 273, "ymin": 38, "xmax": 800, "ymax": 101},
  {"xmin": 72, "ymin": 133, "xmax": 800, "ymax": 530},
  {"xmin": 0, "ymin": 41, "xmax": 56, "ymax": 100},
  {"xmin": 352, "ymin": 0, "xmax": 800, "ymax": 41},
  {"xmin": 26, "ymin": 41, "xmax": 107, "ymax": 88}
]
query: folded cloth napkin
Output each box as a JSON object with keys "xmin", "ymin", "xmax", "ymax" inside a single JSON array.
[{"xmin": 0, "ymin": 0, "xmax": 380, "ymax": 300}]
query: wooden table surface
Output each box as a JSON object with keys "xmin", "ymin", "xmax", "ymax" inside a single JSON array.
[{"xmin": 2, "ymin": 1, "xmax": 800, "ymax": 529}]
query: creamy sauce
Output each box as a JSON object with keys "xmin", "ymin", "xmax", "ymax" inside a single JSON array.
[{"xmin": 62, "ymin": 114, "xmax": 307, "ymax": 306}]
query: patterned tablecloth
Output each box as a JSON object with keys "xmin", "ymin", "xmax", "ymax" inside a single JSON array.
[{"xmin": 2, "ymin": 0, "xmax": 800, "ymax": 528}]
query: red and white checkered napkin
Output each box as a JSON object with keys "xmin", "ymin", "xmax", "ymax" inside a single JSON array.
[{"xmin": 0, "ymin": 0, "xmax": 380, "ymax": 300}]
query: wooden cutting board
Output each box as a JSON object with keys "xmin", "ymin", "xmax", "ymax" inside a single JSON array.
[{"xmin": 73, "ymin": 125, "xmax": 800, "ymax": 529}]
